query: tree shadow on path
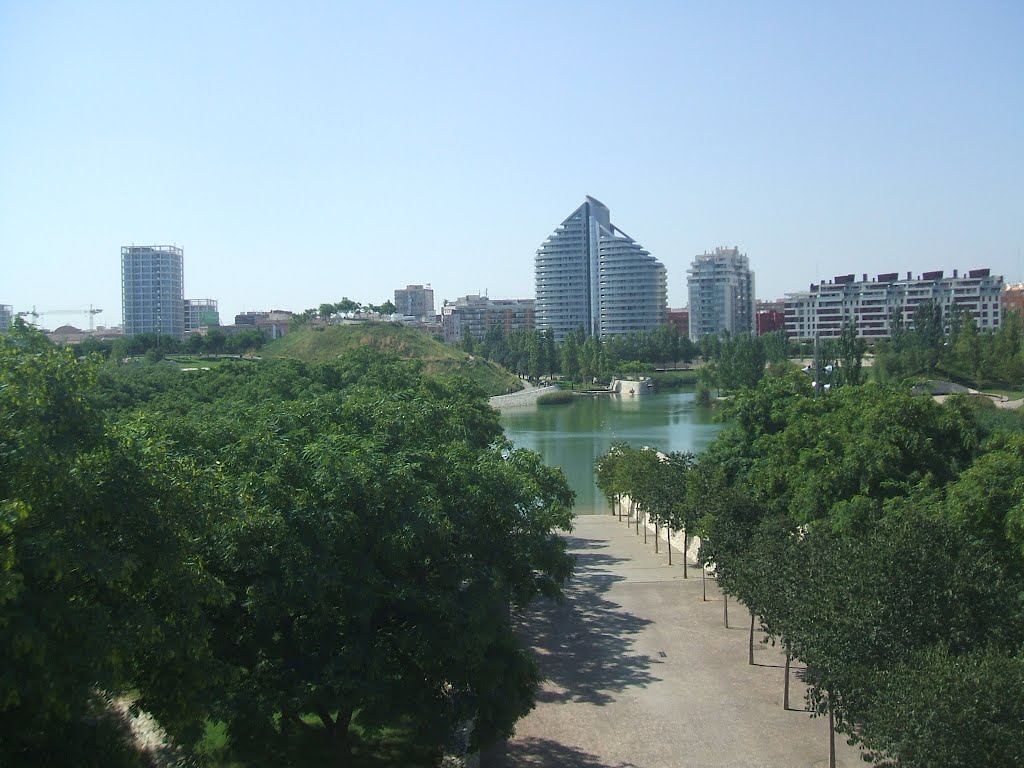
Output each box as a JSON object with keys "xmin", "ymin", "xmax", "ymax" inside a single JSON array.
[
  {"xmin": 512, "ymin": 533, "xmax": 660, "ymax": 707},
  {"xmin": 484, "ymin": 736, "xmax": 639, "ymax": 768}
]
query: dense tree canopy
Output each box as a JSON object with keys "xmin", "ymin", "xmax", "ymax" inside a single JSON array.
[
  {"xmin": 1, "ymin": 329, "xmax": 576, "ymax": 766},
  {"xmin": 469, "ymin": 325, "xmax": 695, "ymax": 384},
  {"xmin": 679, "ymin": 373, "xmax": 1024, "ymax": 767},
  {"xmin": 0, "ymin": 328, "xmax": 225, "ymax": 764}
]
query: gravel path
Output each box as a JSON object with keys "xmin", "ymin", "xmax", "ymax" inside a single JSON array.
[{"xmin": 484, "ymin": 515, "xmax": 864, "ymax": 768}]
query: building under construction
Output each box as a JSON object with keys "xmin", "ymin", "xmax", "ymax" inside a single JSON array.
[{"xmin": 121, "ymin": 245, "xmax": 185, "ymax": 339}]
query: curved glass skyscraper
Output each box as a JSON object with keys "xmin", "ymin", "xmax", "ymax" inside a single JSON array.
[{"xmin": 535, "ymin": 197, "xmax": 666, "ymax": 341}]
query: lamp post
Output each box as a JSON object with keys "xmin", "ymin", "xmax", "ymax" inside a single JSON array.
[{"xmin": 803, "ymin": 332, "xmax": 834, "ymax": 397}]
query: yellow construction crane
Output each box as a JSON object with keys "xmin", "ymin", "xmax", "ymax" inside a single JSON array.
[{"xmin": 17, "ymin": 305, "xmax": 104, "ymax": 331}]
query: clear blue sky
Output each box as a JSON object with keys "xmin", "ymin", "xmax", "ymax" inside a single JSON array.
[{"xmin": 2, "ymin": 1, "xmax": 1021, "ymax": 327}]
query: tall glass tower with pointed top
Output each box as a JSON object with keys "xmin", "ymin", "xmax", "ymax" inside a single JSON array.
[{"xmin": 535, "ymin": 196, "xmax": 667, "ymax": 341}]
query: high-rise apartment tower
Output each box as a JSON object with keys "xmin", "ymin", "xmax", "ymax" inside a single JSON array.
[
  {"xmin": 687, "ymin": 247, "xmax": 755, "ymax": 341},
  {"xmin": 535, "ymin": 196, "xmax": 667, "ymax": 341},
  {"xmin": 122, "ymin": 245, "xmax": 185, "ymax": 339},
  {"xmin": 394, "ymin": 284, "xmax": 435, "ymax": 320}
]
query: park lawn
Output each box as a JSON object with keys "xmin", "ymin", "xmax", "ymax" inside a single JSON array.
[
  {"xmin": 263, "ymin": 323, "xmax": 521, "ymax": 396},
  {"xmin": 196, "ymin": 714, "xmax": 440, "ymax": 768},
  {"xmin": 164, "ymin": 355, "xmax": 256, "ymax": 371}
]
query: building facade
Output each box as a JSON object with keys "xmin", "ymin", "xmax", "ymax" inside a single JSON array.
[
  {"xmin": 0, "ymin": 304, "xmax": 11, "ymax": 334},
  {"xmin": 1003, "ymin": 283, "xmax": 1024, "ymax": 318},
  {"xmin": 440, "ymin": 295, "xmax": 534, "ymax": 343},
  {"xmin": 687, "ymin": 247, "xmax": 755, "ymax": 342},
  {"xmin": 535, "ymin": 197, "xmax": 667, "ymax": 341},
  {"xmin": 756, "ymin": 299, "xmax": 786, "ymax": 336},
  {"xmin": 234, "ymin": 309, "xmax": 293, "ymax": 339},
  {"xmin": 394, "ymin": 284, "xmax": 435, "ymax": 320},
  {"xmin": 667, "ymin": 308, "xmax": 690, "ymax": 338},
  {"xmin": 121, "ymin": 245, "xmax": 185, "ymax": 338},
  {"xmin": 784, "ymin": 269, "xmax": 1004, "ymax": 341},
  {"xmin": 184, "ymin": 299, "xmax": 220, "ymax": 332}
]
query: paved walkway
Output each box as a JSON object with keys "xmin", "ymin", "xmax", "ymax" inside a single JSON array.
[
  {"xmin": 484, "ymin": 515, "xmax": 864, "ymax": 768},
  {"xmin": 489, "ymin": 384, "xmax": 559, "ymax": 409}
]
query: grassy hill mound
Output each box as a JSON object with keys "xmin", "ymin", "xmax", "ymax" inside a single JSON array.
[{"xmin": 262, "ymin": 322, "xmax": 522, "ymax": 396}]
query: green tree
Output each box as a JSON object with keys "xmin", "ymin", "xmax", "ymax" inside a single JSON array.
[
  {"xmin": 912, "ymin": 299, "xmax": 944, "ymax": 373},
  {"xmin": 290, "ymin": 308, "xmax": 319, "ymax": 330},
  {"xmin": 204, "ymin": 327, "xmax": 227, "ymax": 354},
  {"xmin": 544, "ymin": 330, "xmax": 558, "ymax": 376},
  {"xmin": 561, "ymin": 330, "xmax": 581, "ymax": 383},
  {"xmin": 579, "ymin": 336, "xmax": 598, "ymax": 384},
  {"xmin": 0, "ymin": 327, "xmax": 222, "ymax": 764},
  {"xmin": 526, "ymin": 331, "xmax": 541, "ymax": 381},
  {"xmin": 835, "ymin": 323, "xmax": 866, "ymax": 386},
  {"xmin": 595, "ymin": 444, "xmax": 629, "ymax": 518},
  {"xmin": 857, "ymin": 647, "xmax": 1024, "ymax": 768},
  {"xmin": 135, "ymin": 354, "xmax": 576, "ymax": 762}
]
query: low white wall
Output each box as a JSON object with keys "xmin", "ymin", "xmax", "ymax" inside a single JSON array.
[
  {"xmin": 617, "ymin": 493, "xmax": 703, "ymax": 564},
  {"xmin": 608, "ymin": 378, "xmax": 655, "ymax": 396}
]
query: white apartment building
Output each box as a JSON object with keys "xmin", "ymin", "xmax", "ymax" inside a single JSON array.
[
  {"xmin": 535, "ymin": 197, "xmax": 667, "ymax": 341},
  {"xmin": 687, "ymin": 247, "xmax": 755, "ymax": 341},
  {"xmin": 0, "ymin": 304, "xmax": 11, "ymax": 334},
  {"xmin": 784, "ymin": 269, "xmax": 1004, "ymax": 340},
  {"xmin": 440, "ymin": 295, "xmax": 535, "ymax": 343}
]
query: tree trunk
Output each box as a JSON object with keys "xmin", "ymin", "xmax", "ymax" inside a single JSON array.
[
  {"xmin": 748, "ymin": 612, "xmax": 755, "ymax": 665},
  {"xmin": 702, "ymin": 563, "xmax": 706, "ymax": 601},
  {"xmin": 723, "ymin": 592, "xmax": 729, "ymax": 628},
  {"xmin": 784, "ymin": 652, "xmax": 792, "ymax": 710},
  {"xmin": 312, "ymin": 703, "xmax": 355, "ymax": 767},
  {"xmin": 654, "ymin": 522, "xmax": 658, "ymax": 552},
  {"xmin": 682, "ymin": 529, "xmax": 688, "ymax": 579},
  {"xmin": 643, "ymin": 511, "xmax": 647, "ymax": 542},
  {"xmin": 828, "ymin": 708, "xmax": 836, "ymax": 768},
  {"xmin": 667, "ymin": 527, "xmax": 672, "ymax": 565},
  {"xmin": 333, "ymin": 706, "xmax": 354, "ymax": 767}
]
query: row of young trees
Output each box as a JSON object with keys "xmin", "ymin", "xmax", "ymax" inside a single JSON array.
[
  {"xmin": 463, "ymin": 324, "xmax": 697, "ymax": 383},
  {"xmin": 291, "ymin": 298, "xmax": 399, "ymax": 329},
  {"xmin": 696, "ymin": 327, "xmax": 870, "ymax": 401},
  {"xmin": 73, "ymin": 327, "xmax": 270, "ymax": 363},
  {"xmin": 875, "ymin": 301, "xmax": 1024, "ymax": 388},
  {"xmin": 595, "ymin": 374, "xmax": 1024, "ymax": 767},
  {"xmin": 0, "ymin": 326, "xmax": 575, "ymax": 766}
]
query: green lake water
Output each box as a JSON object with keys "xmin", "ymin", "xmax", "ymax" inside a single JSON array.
[{"xmin": 500, "ymin": 390, "xmax": 727, "ymax": 515}]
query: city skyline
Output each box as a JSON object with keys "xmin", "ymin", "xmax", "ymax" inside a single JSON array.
[{"xmin": 2, "ymin": 3, "xmax": 1021, "ymax": 323}]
